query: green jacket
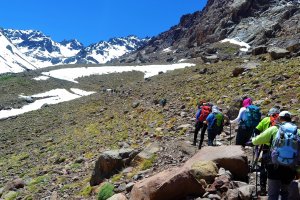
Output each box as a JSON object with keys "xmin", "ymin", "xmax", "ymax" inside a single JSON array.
[
  {"xmin": 252, "ymin": 124, "xmax": 300, "ymax": 146},
  {"xmin": 256, "ymin": 117, "xmax": 271, "ymax": 133}
]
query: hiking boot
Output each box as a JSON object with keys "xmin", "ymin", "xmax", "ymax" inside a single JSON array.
[{"xmin": 260, "ymin": 187, "xmax": 267, "ymax": 196}]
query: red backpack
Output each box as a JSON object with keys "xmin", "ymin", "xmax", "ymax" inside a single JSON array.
[{"xmin": 198, "ymin": 105, "xmax": 211, "ymax": 122}]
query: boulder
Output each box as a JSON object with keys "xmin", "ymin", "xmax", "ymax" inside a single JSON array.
[
  {"xmin": 226, "ymin": 189, "xmax": 239, "ymax": 200},
  {"xmin": 90, "ymin": 148, "xmax": 138, "ymax": 186},
  {"xmin": 232, "ymin": 67, "xmax": 245, "ymax": 77},
  {"xmin": 107, "ymin": 193, "xmax": 127, "ymax": 200},
  {"xmin": 238, "ymin": 185, "xmax": 255, "ymax": 200},
  {"xmin": 268, "ymin": 47, "xmax": 290, "ymax": 60},
  {"xmin": 286, "ymin": 40, "xmax": 300, "ymax": 53},
  {"xmin": 132, "ymin": 142, "xmax": 160, "ymax": 163},
  {"xmin": 184, "ymin": 146, "xmax": 248, "ymax": 181},
  {"xmin": 129, "ymin": 167, "xmax": 205, "ymax": 200},
  {"xmin": 190, "ymin": 161, "xmax": 218, "ymax": 183},
  {"xmin": 201, "ymin": 54, "xmax": 219, "ymax": 63},
  {"xmin": 252, "ymin": 46, "xmax": 267, "ymax": 55}
]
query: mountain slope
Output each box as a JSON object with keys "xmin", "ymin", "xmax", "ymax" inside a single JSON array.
[
  {"xmin": 117, "ymin": 0, "xmax": 300, "ymax": 63},
  {"xmin": 2, "ymin": 29, "xmax": 149, "ymax": 68},
  {"xmin": 0, "ymin": 31, "xmax": 36, "ymax": 74}
]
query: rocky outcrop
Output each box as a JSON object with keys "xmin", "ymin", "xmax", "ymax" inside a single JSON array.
[
  {"xmin": 90, "ymin": 148, "xmax": 139, "ymax": 186},
  {"xmin": 268, "ymin": 47, "xmax": 290, "ymax": 60},
  {"xmin": 114, "ymin": 0, "xmax": 300, "ymax": 63},
  {"xmin": 184, "ymin": 146, "xmax": 248, "ymax": 181},
  {"xmin": 129, "ymin": 146, "xmax": 248, "ymax": 200},
  {"xmin": 129, "ymin": 167, "xmax": 205, "ymax": 200}
]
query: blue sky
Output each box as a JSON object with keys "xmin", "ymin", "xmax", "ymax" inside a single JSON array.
[{"xmin": 0, "ymin": 0, "xmax": 207, "ymax": 46}]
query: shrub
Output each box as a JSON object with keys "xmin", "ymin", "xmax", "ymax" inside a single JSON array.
[{"xmin": 97, "ymin": 182, "xmax": 114, "ymax": 200}]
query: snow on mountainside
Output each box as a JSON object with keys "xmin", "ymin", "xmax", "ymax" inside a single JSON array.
[
  {"xmin": 3, "ymin": 29, "xmax": 84, "ymax": 68},
  {"xmin": 2, "ymin": 29, "xmax": 150, "ymax": 69},
  {"xmin": 64, "ymin": 36, "xmax": 150, "ymax": 64},
  {"xmin": 0, "ymin": 31, "xmax": 36, "ymax": 74}
]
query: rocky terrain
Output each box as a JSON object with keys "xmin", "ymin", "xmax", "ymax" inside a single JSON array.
[
  {"xmin": 114, "ymin": 0, "xmax": 300, "ymax": 64},
  {"xmin": 1, "ymin": 52, "xmax": 300, "ymax": 199},
  {"xmin": 1, "ymin": 0, "xmax": 300, "ymax": 200}
]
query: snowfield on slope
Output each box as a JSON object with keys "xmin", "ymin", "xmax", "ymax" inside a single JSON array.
[
  {"xmin": 0, "ymin": 88, "xmax": 95, "ymax": 120},
  {"xmin": 39, "ymin": 63, "xmax": 196, "ymax": 83},
  {"xmin": 1, "ymin": 63, "xmax": 195, "ymax": 120}
]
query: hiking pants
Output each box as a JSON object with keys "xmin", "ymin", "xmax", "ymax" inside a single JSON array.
[
  {"xmin": 268, "ymin": 179, "xmax": 289, "ymax": 200},
  {"xmin": 207, "ymin": 128, "xmax": 221, "ymax": 146},
  {"xmin": 260, "ymin": 147, "xmax": 269, "ymax": 193},
  {"xmin": 193, "ymin": 121, "xmax": 207, "ymax": 148},
  {"xmin": 235, "ymin": 125, "xmax": 252, "ymax": 146}
]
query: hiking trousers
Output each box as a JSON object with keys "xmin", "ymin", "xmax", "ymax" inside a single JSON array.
[
  {"xmin": 193, "ymin": 121, "xmax": 207, "ymax": 148},
  {"xmin": 268, "ymin": 179, "xmax": 289, "ymax": 200},
  {"xmin": 235, "ymin": 125, "xmax": 252, "ymax": 146},
  {"xmin": 207, "ymin": 128, "xmax": 221, "ymax": 146}
]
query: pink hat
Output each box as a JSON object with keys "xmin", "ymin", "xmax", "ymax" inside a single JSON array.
[{"xmin": 242, "ymin": 98, "xmax": 252, "ymax": 108}]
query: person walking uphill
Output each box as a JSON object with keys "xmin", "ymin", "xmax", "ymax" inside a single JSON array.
[
  {"xmin": 253, "ymin": 106, "xmax": 280, "ymax": 195},
  {"xmin": 249, "ymin": 111, "xmax": 300, "ymax": 200},
  {"xmin": 206, "ymin": 106, "xmax": 224, "ymax": 146},
  {"xmin": 230, "ymin": 97, "xmax": 261, "ymax": 146},
  {"xmin": 193, "ymin": 101, "xmax": 211, "ymax": 149}
]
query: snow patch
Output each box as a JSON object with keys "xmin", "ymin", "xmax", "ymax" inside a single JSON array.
[
  {"xmin": 162, "ymin": 47, "xmax": 172, "ymax": 53},
  {"xmin": 220, "ymin": 38, "xmax": 251, "ymax": 52},
  {"xmin": 0, "ymin": 88, "xmax": 95, "ymax": 120},
  {"xmin": 40, "ymin": 63, "xmax": 196, "ymax": 83}
]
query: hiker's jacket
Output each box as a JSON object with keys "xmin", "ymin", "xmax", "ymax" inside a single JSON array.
[
  {"xmin": 206, "ymin": 112, "xmax": 217, "ymax": 129},
  {"xmin": 231, "ymin": 107, "xmax": 246, "ymax": 124},
  {"xmin": 252, "ymin": 125, "xmax": 300, "ymax": 146},
  {"xmin": 195, "ymin": 108, "xmax": 201, "ymax": 120},
  {"xmin": 256, "ymin": 117, "xmax": 271, "ymax": 133}
]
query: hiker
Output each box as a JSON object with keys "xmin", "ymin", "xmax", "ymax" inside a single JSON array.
[
  {"xmin": 193, "ymin": 100, "xmax": 211, "ymax": 149},
  {"xmin": 206, "ymin": 106, "xmax": 224, "ymax": 146},
  {"xmin": 253, "ymin": 106, "xmax": 280, "ymax": 195},
  {"xmin": 230, "ymin": 97, "xmax": 261, "ymax": 146},
  {"xmin": 248, "ymin": 111, "xmax": 300, "ymax": 200}
]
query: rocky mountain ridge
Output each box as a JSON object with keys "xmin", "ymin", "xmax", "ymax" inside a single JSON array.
[{"xmin": 115, "ymin": 0, "xmax": 300, "ymax": 64}]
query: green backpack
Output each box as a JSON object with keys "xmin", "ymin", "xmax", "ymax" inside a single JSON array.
[{"xmin": 213, "ymin": 112, "xmax": 224, "ymax": 128}]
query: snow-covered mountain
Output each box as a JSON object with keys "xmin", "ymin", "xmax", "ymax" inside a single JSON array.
[
  {"xmin": 0, "ymin": 31, "xmax": 37, "ymax": 74},
  {"xmin": 64, "ymin": 36, "xmax": 150, "ymax": 64},
  {"xmin": 1, "ymin": 28, "xmax": 149, "ymax": 72}
]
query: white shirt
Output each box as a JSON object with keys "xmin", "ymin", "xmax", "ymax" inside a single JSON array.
[{"xmin": 231, "ymin": 107, "xmax": 246, "ymax": 124}]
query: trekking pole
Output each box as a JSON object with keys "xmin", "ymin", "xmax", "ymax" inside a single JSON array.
[{"xmin": 229, "ymin": 123, "xmax": 232, "ymax": 145}]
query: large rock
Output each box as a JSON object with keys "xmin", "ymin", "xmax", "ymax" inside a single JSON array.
[
  {"xmin": 184, "ymin": 146, "xmax": 248, "ymax": 181},
  {"xmin": 107, "ymin": 193, "xmax": 128, "ymax": 200},
  {"xmin": 132, "ymin": 142, "xmax": 160, "ymax": 163},
  {"xmin": 268, "ymin": 47, "xmax": 290, "ymax": 60},
  {"xmin": 129, "ymin": 167, "xmax": 205, "ymax": 200},
  {"xmin": 90, "ymin": 148, "xmax": 138, "ymax": 186},
  {"xmin": 190, "ymin": 161, "xmax": 218, "ymax": 183},
  {"xmin": 252, "ymin": 46, "xmax": 267, "ymax": 55}
]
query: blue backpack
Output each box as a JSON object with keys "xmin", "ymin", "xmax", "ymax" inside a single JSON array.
[
  {"xmin": 271, "ymin": 122, "xmax": 300, "ymax": 167},
  {"xmin": 241, "ymin": 105, "xmax": 261, "ymax": 128}
]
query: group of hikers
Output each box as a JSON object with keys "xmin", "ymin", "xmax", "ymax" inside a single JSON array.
[{"xmin": 193, "ymin": 97, "xmax": 300, "ymax": 200}]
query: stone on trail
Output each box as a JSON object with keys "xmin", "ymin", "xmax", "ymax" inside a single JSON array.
[
  {"xmin": 107, "ymin": 193, "xmax": 128, "ymax": 200},
  {"xmin": 190, "ymin": 160, "xmax": 218, "ymax": 183},
  {"xmin": 132, "ymin": 142, "xmax": 160, "ymax": 163},
  {"xmin": 90, "ymin": 148, "xmax": 138, "ymax": 186},
  {"xmin": 129, "ymin": 167, "xmax": 205, "ymax": 200},
  {"xmin": 184, "ymin": 146, "xmax": 248, "ymax": 181}
]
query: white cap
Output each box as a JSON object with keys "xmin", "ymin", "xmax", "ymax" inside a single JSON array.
[{"xmin": 279, "ymin": 111, "xmax": 292, "ymax": 118}]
